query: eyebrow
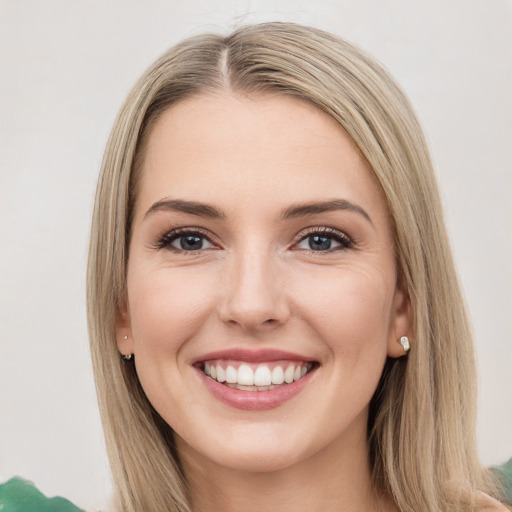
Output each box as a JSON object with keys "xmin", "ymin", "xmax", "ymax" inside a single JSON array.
[
  {"xmin": 144, "ymin": 199, "xmax": 226, "ymax": 219},
  {"xmin": 144, "ymin": 197, "xmax": 372, "ymax": 225},
  {"xmin": 280, "ymin": 199, "xmax": 373, "ymax": 224}
]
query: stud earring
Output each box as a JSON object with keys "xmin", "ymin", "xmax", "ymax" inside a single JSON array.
[
  {"xmin": 399, "ymin": 336, "xmax": 410, "ymax": 353},
  {"xmin": 123, "ymin": 335, "xmax": 128, "ymax": 340}
]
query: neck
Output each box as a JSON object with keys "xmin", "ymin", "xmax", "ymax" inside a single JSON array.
[{"xmin": 176, "ymin": 412, "xmax": 396, "ymax": 512}]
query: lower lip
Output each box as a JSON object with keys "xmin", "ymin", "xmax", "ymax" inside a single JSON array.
[{"xmin": 196, "ymin": 367, "xmax": 315, "ymax": 411}]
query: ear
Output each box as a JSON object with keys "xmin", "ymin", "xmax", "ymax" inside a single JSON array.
[
  {"xmin": 116, "ymin": 300, "xmax": 135, "ymax": 356},
  {"xmin": 387, "ymin": 285, "xmax": 413, "ymax": 358}
]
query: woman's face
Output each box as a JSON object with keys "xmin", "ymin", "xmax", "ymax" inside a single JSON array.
[{"xmin": 118, "ymin": 93, "xmax": 410, "ymax": 472}]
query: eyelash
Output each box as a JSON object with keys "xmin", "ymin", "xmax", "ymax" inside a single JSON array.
[
  {"xmin": 293, "ymin": 227, "xmax": 354, "ymax": 253},
  {"xmin": 154, "ymin": 227, "xmax": 218, "ymax": 253},
  {"xmin": 154, "ymin": 226, "xmax": 354, "ymax": 254}
]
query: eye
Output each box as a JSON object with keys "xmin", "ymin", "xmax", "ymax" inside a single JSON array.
[
  {"xmin": 157, "ymin": 229, "xmax": 216, "ymax": 252},
  {"xmin": 294, "ymin": 228, "xmax": 353, "ymax": 252}
]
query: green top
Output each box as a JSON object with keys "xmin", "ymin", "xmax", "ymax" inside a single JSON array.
[
  {"xmin": 493, "ymin": 458, "xmax": 512, "ymax": 506},
  {"xmin": 0, "ymin": 478, "xmax": 83, "ymax": 512},
  {"xmin": 1, "ymin": 459, "xmax": 511, "ymax": 511}
]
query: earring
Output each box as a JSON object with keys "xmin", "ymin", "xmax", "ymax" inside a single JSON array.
[
  {"xmin": 399, "ymin": 336, "xmax": 410, "ymax": 353},
  {"xmin": 122, "ymin": 335, "xmax": 132, "ymax": 359}
]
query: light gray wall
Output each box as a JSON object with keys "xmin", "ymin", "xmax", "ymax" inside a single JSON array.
[{"xmin": 1, "ymin": 1, "xmax": 511, "ymax": 509}]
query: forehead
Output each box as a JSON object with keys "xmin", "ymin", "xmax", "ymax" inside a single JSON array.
[{"xmin": 135, "ymin": 92, "xmax": 388, "ymax": 223}]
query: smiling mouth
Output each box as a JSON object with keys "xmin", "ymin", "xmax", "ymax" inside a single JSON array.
[{"xmin": 200, "ymin": 360, "xmax": 316, "ymax": 391}]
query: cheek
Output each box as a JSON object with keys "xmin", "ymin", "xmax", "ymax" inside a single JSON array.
[
  {"xmin": 125, "ymin": 266, "xmax": 219, "ymax": 423},
  {"xmin": 126, "ymin": 264, "xmax": 217, "ymax": 355},
  {"xmin": 292, "ymin": 267, "xmax": 393, "ymax": 353}
]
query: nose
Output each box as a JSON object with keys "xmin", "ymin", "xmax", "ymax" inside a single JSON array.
[{"xmin": 218, "ymin": 246, "xmax": 290, "ymax": 333}]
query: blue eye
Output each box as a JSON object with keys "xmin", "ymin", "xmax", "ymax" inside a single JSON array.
[
  {"xmin": 158, "ymin": 230, "xmax": 214, "ymax": 252},
  {"xmin": 295, "ymin": 229, "xmax": 352, "ymax": 252},
  {"xmin": 307, "ymin": 235, "xmax": 335, "ymax": 251}
]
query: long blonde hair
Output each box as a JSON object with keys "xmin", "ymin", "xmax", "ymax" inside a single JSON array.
[{"xmin": 87, "ymin": 22, "xmax": 497, "ymax": 511}]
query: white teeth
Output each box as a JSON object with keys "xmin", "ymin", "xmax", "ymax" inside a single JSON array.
[
  {"xmin": 236, "ymin": 384, "xmax": 257, "ymax": 391},
  {"xmin": 237, "ymin": 364, "xmax": 254, "ymax": 385},
  {"xmin": 204, "ymin": 361, "xmax": 313, "ymax": 388},
  {"xmin": 284, "ymin": 365, "xmax": 295, "ymax": 384},
  {"xmin": 254, "ymin": 366, "xmax": 272, "ymax": 386},
  {"xmin": 216, "ymin": 365, "xmax": 226, "ymax": 383},
  {"xmin": 226, "ymin": 383, "xmax": 279, "ymax": 391},
  {"xmin": 271, "ymin": 366, "xmax": 285, "ymax": 385},
  {"xmin": 226, "ymin": 365, "xmax": 237, "ymax": 383}
]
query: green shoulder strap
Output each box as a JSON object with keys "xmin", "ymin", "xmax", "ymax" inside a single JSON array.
[{"xmin": 0, "ymin": 477, "xmax": 84, "ymax": 512}]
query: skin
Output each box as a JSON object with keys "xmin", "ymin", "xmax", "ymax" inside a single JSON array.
[{"xmin": 117, "ymin": 92, "xmax": 412, "ymax": 512}]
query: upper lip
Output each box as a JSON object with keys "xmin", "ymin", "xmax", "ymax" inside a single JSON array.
[{"xmin": 191, "ymin": 348, "xmax": 317, "ymax": 365}]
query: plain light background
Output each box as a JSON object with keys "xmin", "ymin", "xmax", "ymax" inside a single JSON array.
[{"xmin": 1, "ymin": 1, "xmax": 511, "ymax": 510}]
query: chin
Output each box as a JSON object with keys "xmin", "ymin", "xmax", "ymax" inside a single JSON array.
[
  {"xmin": 210, "ymin": 445, "xmax": 307, "ymax": 474},
  {"xmin": 175, "ymin": 423, "xmax": 314, "ymax": 474}
]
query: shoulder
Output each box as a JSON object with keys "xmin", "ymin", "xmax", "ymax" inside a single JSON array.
[
  {"xmin": 0, "ymin": 477, "xmax": 84, "ymax": 512},
  {"xmin": 492, "ymin": 458, "xmax": 512, "ymax": 509},
  {"xmin": 476, "ymin": 491, "xmax": 510, "ymax": 512}
]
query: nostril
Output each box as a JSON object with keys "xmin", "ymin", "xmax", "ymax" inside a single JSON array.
[
  {"xmin": 217, "ymin": 264, "xmax": 290, "ymax": 330},
  {"xmin": 225, "ymin": 317, "xmax": 279, "ymax": 331}
]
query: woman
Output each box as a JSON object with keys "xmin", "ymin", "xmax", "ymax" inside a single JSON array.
[{"xmin": 87, "ymin": 22, "xmax": 508, "ymax": 511}]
